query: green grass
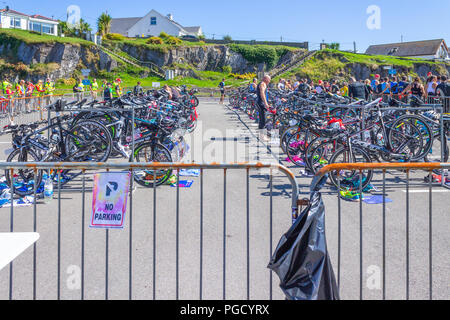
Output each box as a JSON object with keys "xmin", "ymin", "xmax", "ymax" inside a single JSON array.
[
  {"xmin": 324, "ymin": 49, "xmax": 439, "ymax": 67},
  {"xmin": 275, "ymin": 49, "xmax": 450, "ymax": 82},
  {"xmin": 103, "ymin": 37, "xmax": 211, "ymax": 54},
  {"xmin": 0, "ymin": 29, "xmax": 92, "ymax": 46}
]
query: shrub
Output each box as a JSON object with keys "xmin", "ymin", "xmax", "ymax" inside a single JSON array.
[
  {"xmin": 105, "ymin": 33, "xmax": 125, "ymax": 41},
  {"xmin": 230, "ymin": 73, "xmax": 257, "ymax": 80},
  {"xmin": 159, "ymin": 32, "xmax": 169, "ymax": 39},
  {"xmin": 228, "ymin": 44, "xmax": 290, "ymax": 69},
  {"xmin": 63, "ymin": 78, "xmax": 76, "ymax": 86},
  {"xmin": 165, "ymin": 36, "xmax": 182, "ymax": 45},
  {"xmin": 147, "ymin": 36, "xmax": 163, "ymax": 45},
  {"xmin": 222, "ymin": 65, "xmax": 232, "ymax": 74}
]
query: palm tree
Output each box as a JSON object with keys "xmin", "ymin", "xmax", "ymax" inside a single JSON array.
[
  {"xmin": 97, "ymin": 13, "xmax": 112, "ymax": 37},
  {"xmin": 79, "ymin": 18, "xmax": 92, "ymax": 33}
]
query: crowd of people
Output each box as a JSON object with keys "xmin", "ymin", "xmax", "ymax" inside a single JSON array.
[
  {"xmin": 273, "ymin": 71, "xmax": 450, "ymax": 101},
  {"xmin": 0, "ymin": 77, "xmax": 129, "ymax": 102}
]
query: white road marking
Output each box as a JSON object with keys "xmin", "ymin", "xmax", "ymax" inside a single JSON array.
[{"xmin": 402, "ymin": 189, "xmax": 450, "ymax": 193}]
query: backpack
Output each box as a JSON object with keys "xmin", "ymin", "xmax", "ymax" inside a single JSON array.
[
  {"xmin": 390, "ymin": 82, "xmax": 398, "ymax": 94},
  {"xmin": 436, "ymin": 82, "xmax": 450, "ymax": 96}
]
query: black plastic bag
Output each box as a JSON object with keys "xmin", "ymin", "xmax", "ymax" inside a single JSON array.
[{"xmin": 268, "ymin": 175, "xmax": 340, "ymax": 300}]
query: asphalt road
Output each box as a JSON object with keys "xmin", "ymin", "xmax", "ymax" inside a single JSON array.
[{"xmin": 0, "ymin": 98, "xmax": 448, "ymax": 300}]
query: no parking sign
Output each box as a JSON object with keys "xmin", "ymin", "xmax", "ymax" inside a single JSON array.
[{"xmin": 90, "ymin": 172, "xmax": 130, "ymax": 229}]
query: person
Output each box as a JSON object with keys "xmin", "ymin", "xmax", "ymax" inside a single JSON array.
[
  {"xmin": 248, "ymin": 78, "xmax": 257, "ymax": 93},
  {"xmin": 44, "ymin": 77, "xmax": 55, "ymax": 105},
  {"xmin": 35, "ymin": 80, "xmax": 46, "ymax": 97},
  {"xmin": 371, "ymin": 74, "xmax": 380, "ymax": 92},
  {"xmin": 340, "ymin": 82, "xmax": 349, "ymax": 97},
  {"xmin": 5, "ymin": 84, "xmax": 14, "ymax": 99},
  {"xmin": 2, "ymin": 78, "xmax": 11, "ymax": 95},
  {"xmin": 425, "ymin": 75, "xmax": 438, "ymax": 98},
  {"xmin": 297, "ymin": 79, "xmax": 311, "ymax": 94},
  {"xmin": 401, "ymin": 77, "xmax": 425, "ymax": 98},
  {"xmin": 103, "ymin": 82, "xmax": 113, "ymax": 102},
  {"xmin": 218, "ymin": 78, "xmax": 226, "ymax": 104},
  {"xmin": 256, "ymin": 75, "xmax": 273, "ymax": 141},
  {"xmin": 315, "ymin": 80, "xmax": 325, "ymax": 94},
  {"xmin": 378, "ymin": 77, "xmax": 390, "ymax": 95},
  {"xmin": 73, "ymin": 79, "xmax": 84, "ymax": 101},
  {"xmin": 277, "ymin": 79, "xmax": 285, "ymax": 91},
  {"xmin": 436, "ymin": 75, "xmax": 450, "ymax": 97},
  {"xmin": 91, "ymin": 78, "xmax": 99, "ymax": 99},
  {"xmin": 330, "ymin": 80, "xmax": 340, "ymax": 94},
  {"xmin": 15, "ymin": 80, "xmax": 25, "ymax": 97},
  {"xmin": 364, "ymin": 79, "xmax": 373, "ymax": 100},
  {"xmin": 25, "ymin": 81, "xmax": 35, "ymax": 113},
  {"xmin": 397, "ymin": 76, "xmax": 409, "ymax": 96},
  {"xmin": 114, "ymin": 78, "xmax": 122, "ymax": 98},
  {"xmin": 436, "ymin": 75, "xmax": 450, "ymax": 112},
  {"xmin": 293, "ymin": 79, "xmax": 300, "ymax": 90},
  {"xmin": 389, "ymin": 76, "xmax": 399, "ymax": 95},
  {"xmin": 163, "ymin": 85, "xmax": 181, "ymax": 101},
  {"xmin": 348, "ymin": 77, "xmax": 369, "ymax": 100},
  {"xmin": 286, "ymin": 80, "xmax": 293, "ymax": 91},
  {"xmin": 133, "ymin": 81, "xmax": 144, "ymax": 96}
]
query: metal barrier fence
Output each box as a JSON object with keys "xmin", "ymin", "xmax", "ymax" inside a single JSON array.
[
  {"xmin": 316, "ymin": 162, "xmax": 450, "ymax": 300},
  {"xmin": 0, "ymin": 92, "xmax": 95, "ymax": 128},
  {"xmin": 0, "ymin": 162, "xmax": 299, "ymax": 300},
  {"xmin": 372, "ymin": 94, "xmax": 450, "ymax": 113}
]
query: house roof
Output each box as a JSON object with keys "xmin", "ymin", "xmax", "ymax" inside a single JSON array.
[
  {"xmin": 365, "ymin": 39, "xmax": 447, "ymax": 57},
  {"xmin": 0, "ymin": 9, "xmax": 58, "ymax": 23},
  {"xmin": 29, "ymin": 14, "xmax": 58, "ymax": 22},
  {"xmin": 0, "ymin": 9, "xmax": 29, "ymax": 17},
  {"xmin": 110, "ymin": 17, "xmax": 142, "ymax": 35}
]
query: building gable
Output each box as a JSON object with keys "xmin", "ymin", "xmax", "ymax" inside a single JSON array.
[{"xmin": 365, "ymin": 39, "xmax": 446, "ymax": 58}]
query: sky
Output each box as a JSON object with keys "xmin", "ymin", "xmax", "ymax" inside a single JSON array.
[{"xmin": 6, "ymin": 0, "xmax": 450, "ymax": 52}]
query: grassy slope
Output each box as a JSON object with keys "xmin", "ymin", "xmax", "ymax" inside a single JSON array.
[
  {"xmin": 276, "ymin": 49, "xmax": 450, "ymax": 81},
  {"xmin": 0, "ymin": 29, "xmax": 92, "ymax": 46}
]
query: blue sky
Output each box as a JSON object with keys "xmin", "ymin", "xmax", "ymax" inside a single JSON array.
[{"xmin": 6, "ymin": 0, "xmax": 450, "ymax": 52}]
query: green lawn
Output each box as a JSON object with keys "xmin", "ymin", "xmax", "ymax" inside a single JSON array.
[{"xmin": 0, "ymin": 29, "xmax": 93, "ymax": 46}]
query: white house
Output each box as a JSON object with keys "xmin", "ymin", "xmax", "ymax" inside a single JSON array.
[
  {"xmin": 0, "ymin": 7, "xmax": 59, "ymax": 36},
  {"xmin": 110, "ymin": 9, "xmax": 202, "ymax": 38},
  {"xmin": 366, "ymin": 39, "xmax": 450, "ymax": 61}
]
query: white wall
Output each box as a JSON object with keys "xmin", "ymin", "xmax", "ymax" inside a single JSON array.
[
  {"xmin": 0, "ymin": 13, "xmax": 58, "ymax": 36},
  {"xmin": 127, "ymin": 10, "xmax": 182, "ymax": 37}
]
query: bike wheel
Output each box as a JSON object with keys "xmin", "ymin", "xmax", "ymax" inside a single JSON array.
[
  {"xmin": 132, "ymin": 142, "xmax": 173, "ymax": 188},
  {"xmin": 65, "ymin": 120, "xmax": 113, "ymax": 162},
  {"xmin": 305, "ymin": 138, "xmax": 344, "ymax": 174},
  {"xmin": 388, "ymin": 115, "xmax": 429, "ymax": 161},
  {"xmin": 424, "ymin": 134, "xmax": 449, "ymax": 163},
  {"xmin": 329, "ymin": 146, "xmax": 373, "ymax": 191},
  {"xmin": 5, "ymin": 148, "xmax": 43, "ymax": 197}
]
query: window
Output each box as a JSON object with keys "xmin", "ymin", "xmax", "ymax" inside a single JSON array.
[
  {"xmin": 42, "ymin": 24, "xmax": 54, "ymax": 35},
  {"xmin": 150, "ymin": 17, "xmax": 156, "ymax": 25},
  {"xmin": 10, "ymin": 17, "xmax": 21, "ymax": 28}
]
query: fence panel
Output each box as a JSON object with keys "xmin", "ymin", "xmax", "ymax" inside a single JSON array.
[
  {"xmin": 0, "ymin": 162, "xmax": 298, "ymax": 300},
  {"xmin": 316, "ymin": 163, "xmax": 450, "ymax": 300}
]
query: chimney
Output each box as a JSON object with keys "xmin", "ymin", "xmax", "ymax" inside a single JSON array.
[{"xmin": 167, "ymin": 14, "xmax": 173, "ymax": 21}]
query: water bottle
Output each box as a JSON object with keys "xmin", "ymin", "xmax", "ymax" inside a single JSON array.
[{"xmin": 44, "ymin": 177, "xmax": 54, "ymax": 204}]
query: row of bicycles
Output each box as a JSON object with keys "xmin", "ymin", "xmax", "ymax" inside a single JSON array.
[
  {"xmin": 229, "ymin": 87, "xmax": 450, "ymax": 190},
  {"xmin": 1, "ymin": 87, "xmax": 200, "ymax": 196}
]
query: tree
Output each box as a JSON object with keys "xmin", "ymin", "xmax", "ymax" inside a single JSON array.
[
  {"xmin": 97, "ymin": 12, "xmax": 112, "ymax": 37},
  {"xmin": 59, "ymin": 21, "xmax": 76, "ymax": 37},
  {"xmin": 223, "ymin": 35, "xmax": 232, "ymax": 42},
  {"xmin": 329, "ymin": 43, "xmax": 340, "ymax": 50},
  {"xmin": 79, "ymin": 19, "xmax": 92, "ymax": 34}
]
